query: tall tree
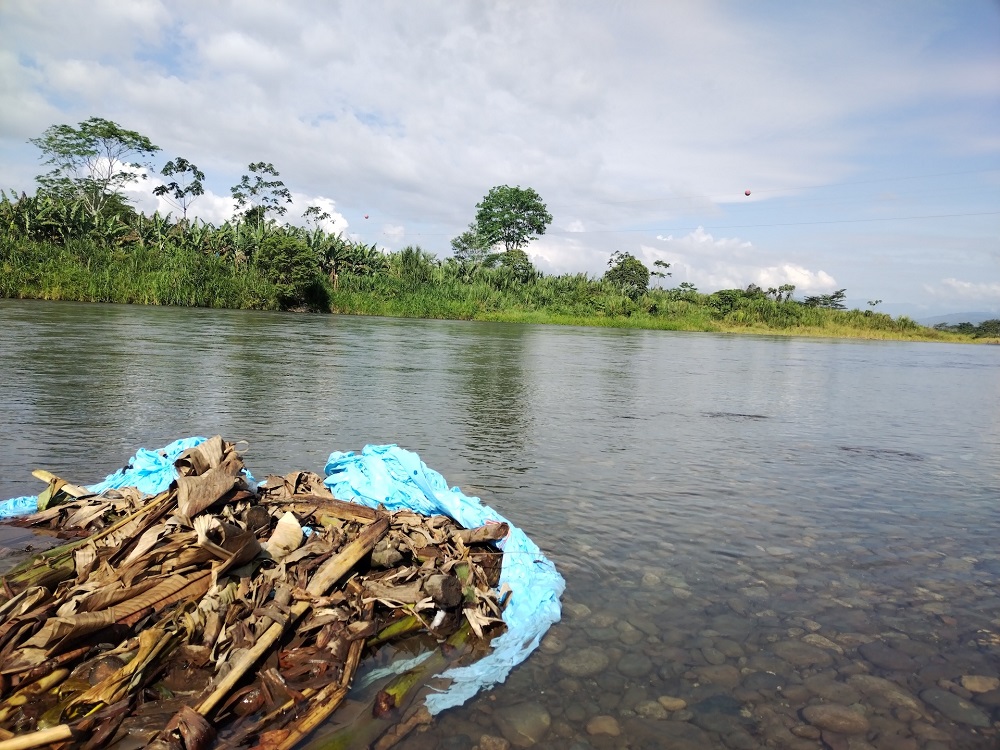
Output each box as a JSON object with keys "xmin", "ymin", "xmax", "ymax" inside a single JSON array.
[
  {"xmin": 231, "ymin": 162, "xmax": 292, "ymax": 227},
  {"xmin": 450, "ymin": 223, "xmax": 493, "ymax": 264},
  {"xmin": 803, "ymin": 289, "xmax": 847, "ymax": 309},
  {"xmin": 474, "ymin": 185, "xmax": 552, "ymax": 253},
  {"xmin": 604, "ymin": 251, "xmax": 651, "ymax": 301},
  {"xmin": 29, "ymin": 117, "xmax": 160, "ymax": 218},
  {"xmin": 153, "ymin": 157, "xmax": 205, "ymax": 220}
]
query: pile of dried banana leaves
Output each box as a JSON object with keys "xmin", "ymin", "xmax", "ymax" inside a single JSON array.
[{"xmin": 0, "ymin": 437, "xmax": 508, "ymax": 750}]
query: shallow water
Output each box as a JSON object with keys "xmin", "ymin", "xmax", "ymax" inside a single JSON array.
[{"xmin": 1, "ymin": 299, "xmax": 998, "ymax": 748}]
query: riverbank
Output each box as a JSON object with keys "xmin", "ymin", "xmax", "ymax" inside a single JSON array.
[{"xmin": 1, "ymin": 235, "xmax": 991, "ymax": 343}]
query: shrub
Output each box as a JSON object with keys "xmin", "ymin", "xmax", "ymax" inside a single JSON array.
[
  {"xmin": 604, "ymin": 251, "xmax": 649, "ymax": 301},
  {"xmin": 254, "ymin": 233, "xmax": 329, "ymax": 310}
]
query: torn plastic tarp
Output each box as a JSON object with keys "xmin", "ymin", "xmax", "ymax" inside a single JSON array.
[
  {"xmin": 324, "ymin": 444, "xmax": 565, "ymax": 715},
  {"xmin": 0, "ymin": 438, "xmax": 565, "ymax": 715},
  {"xmin": 0, "ymin": 436, "xmax": 207, "ymax": 519}
]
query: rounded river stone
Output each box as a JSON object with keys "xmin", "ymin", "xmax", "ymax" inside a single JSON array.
[
  {"xmin": 771, "ymin": 639, "xmax": 834, "ymax": 668},
  {"xmin": 804, "ymin": 675, "xmax": 862, "ymax": 704},
  {"xmin": 586, "ymin": 715, "xmax": 621, "ymax": 736},
  {"xmin": 920, "ymin": 687, "xmax": 992, "ymax": 728},
  {"xmin": 493, "ymin": 702, "xmax": 552, "ymax": 748},
  {"xmin": 558, "ymin": 647, "xmax": 609, "ymax": 677},
  {"xmin": 961, "ymin": 675, "xmax": 1000, "ymax": 693},
  {"xmin": 617, "ymin": 652, "xmax": 653, "ymax": 678},
  {"xmin": 846, "ymin": 674, "xmax": 921, "ymax": 710},
  {"xmin": 801, "ymin": 704, "xmax": 870, "ymax": 735},
  {"xmin": 858, "ymin": 641, "xmax": 916, "ymax": 671}
]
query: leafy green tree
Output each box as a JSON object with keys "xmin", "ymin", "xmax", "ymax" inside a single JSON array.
[
  {"xmin": 708, "ymin": 289, "xmax": 744, "ymax": 315},
  {"xmin": 803, "ymin": 289, "xmax": 847, "ymax": 309},
  {"xmin": 153, "ymin": 157, "xmax": 205, "ymax": 220},
  {"xmin": 302, "ymin": 205, "xmax": 331, "ymax": 227},
  {"xmin": 650, "ymin": 259, "xmax": 672, "ymax": 285},
  {"xmin": 974, "ymin": 319, "xmax": 1000, "ymax": 338},
  {"xmin": 604, "ymin": 251, "xmax": 650, "ymax": 301},
  {"xmin": 450, "ymin": 223, "xmax": 493, "ymax": 264},
  {"xmin": 474, "ymin": 185, "xmax": 552, "ymax": 253},
  {"xmin": 766, "ymin": 284, "xmax": 796, "ymax": 302},
  {"xmin": 499, "ymin": 248, "xmax": 537, "ymax": 284},
  {"xmin": 28, "ymin": 117, "xmax": 160, "ymax": 219},
  {"xmin": 231, "ymin": 162, "xmax": 292, "ymax": 227},
  {"xmin": 254, "ymin": 233, "xmax": 328, "ymax": 310}
]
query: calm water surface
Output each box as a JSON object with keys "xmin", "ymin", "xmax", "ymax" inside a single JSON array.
[{"xmin": 1, "ymin": 300, "xmax": 999, "ymax": 749}]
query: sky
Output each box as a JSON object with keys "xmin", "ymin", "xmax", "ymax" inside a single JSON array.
[{"xmin": 1, "ymin": 1, "xmax": 998, "ymax": 318}]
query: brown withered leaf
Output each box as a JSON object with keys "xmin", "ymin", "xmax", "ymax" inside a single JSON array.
[
  {"xmin": 177, "ymin": 469, "xmax": 242, "ymax": 519},
  {"xmin": 175, "ymin": 435, "xmax": 226, "ymax": 477}
]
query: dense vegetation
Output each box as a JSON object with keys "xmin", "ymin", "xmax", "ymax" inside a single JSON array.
[
  {"xmin": 1, "ymin": 117, "xmax": 990, "ymax": 343},
  {"xmin": 932, "ymin": 318, "xmax": 1000, "ymax": 339},
  {"xmin": 0, "ymin": 194, "xmax": 970, "ymax": 341}
]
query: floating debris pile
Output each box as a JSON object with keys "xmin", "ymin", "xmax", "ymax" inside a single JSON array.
[{"xmin": 0, "ymin": 437, "xmax": 511, "ymax": 750}]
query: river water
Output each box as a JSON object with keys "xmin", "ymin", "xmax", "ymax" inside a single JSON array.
[{"xmin": 1, "ymin": 299, "xmax": 998, "ymax": 749}]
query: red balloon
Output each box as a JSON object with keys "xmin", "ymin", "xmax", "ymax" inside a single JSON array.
[{"xmin": 745, "ymin": 190, "xmax": 751, "ymax": 196}]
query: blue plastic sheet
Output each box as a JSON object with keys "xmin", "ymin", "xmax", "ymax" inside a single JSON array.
[
  {"xmin": 0, "ymin": 437, "xmax": 207, "ymax": 519},
  {"xmin": 0, "ymin": 438, "xmax": 565, "ymax": 715},
  {"xmin": 324, "ymin": 444, "xmax": 565, "ymax": 714}
]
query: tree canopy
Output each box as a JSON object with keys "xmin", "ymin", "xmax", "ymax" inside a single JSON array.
[
  {"xmin": 231, "ymin": 162, "xmax": 292, "ymax": 227},
  {"xmin": 474, "ymin": 185, "xmax": 552, "ymax": 253},
  {"xmin": 28, "ymin": 117, "xmax": 160, "ymax": 218},
  {"xmin": 803, "ymin": 289, "xmax": 847, "ymax": 309},
  {"xmin": 153, "ymin": 157, "xmax": 205, "ymax": 220},
  {"xmin": 604, "ymin": 251, "xmax": 650, "ymax": 300},
  {"xmin": 450, "ymin": 223, "xmax": 494, "ymax": 264}
]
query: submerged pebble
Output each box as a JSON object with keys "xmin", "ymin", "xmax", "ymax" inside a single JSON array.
[{"xmin": 557, "ymin": 648, "xmax": 608, "ymax": 677}]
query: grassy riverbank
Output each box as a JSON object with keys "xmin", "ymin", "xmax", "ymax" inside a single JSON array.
[
  {"xmin": 1, "ymin": 209, "xmax": 992, "ymax": 343},
  {"xmin": 328, "ymin": 282, "xmax": 973, "ymax": 341}
]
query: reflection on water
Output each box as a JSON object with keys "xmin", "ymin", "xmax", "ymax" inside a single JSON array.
[
  {"xmin": 457, "ymin": 324, "xmax": 534, "ymax": 478},
  {"xmin": 1, "ymin": 300, "xmax": 999, "ymax": 748}
]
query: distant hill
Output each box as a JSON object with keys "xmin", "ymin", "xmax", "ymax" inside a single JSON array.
[{"xmin": 918, "ymin": 312, "xmax": 999, "ymax": 326}]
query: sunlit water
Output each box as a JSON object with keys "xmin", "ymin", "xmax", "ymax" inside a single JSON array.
[{"xmin": 1, "ymin": 300, "xmax": 998, "ymax": 749}]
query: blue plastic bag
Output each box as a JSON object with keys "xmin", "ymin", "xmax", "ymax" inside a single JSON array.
[
  {"xmin": 325, "ymin": 444, "xmax": 565, "ymax": 714},
  {"xmin": 0, "ymin": 437, "xmax": 207, "ymax": 519}
]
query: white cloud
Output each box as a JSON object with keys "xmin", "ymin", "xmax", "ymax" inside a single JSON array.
[
  {"xmin": 656, "ymin": 227, "xmax": 753, "ymax": 255},
  {"xmin": 647, "ymin": 229, "xmax": 836, "ymax": 294},
  {"xmin": 753, "ymin": 265, "xmax": 838, "ymax": 293},
  {"xmin": 122, "ymin": 167, "xmax": 234, "ymax": 224},
  {"xmin": 0, "ymin": 1, "xmax": 996, "ymax": 311},
  {"xmin": 929, "ymin": 278, "xmax": 1000, "ymax": 301},
  {"xmin": 289, "ymin": 193, "xmax": 349, "ymax": 235}
]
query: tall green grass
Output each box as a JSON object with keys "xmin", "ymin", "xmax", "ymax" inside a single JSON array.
[
  {"xmin": 1, "ymin": 237, "xmax": 283, "ymax": 309},
  {"xmin": 0, "ymin": 229, "xmax": 982, "ymax": 343}
]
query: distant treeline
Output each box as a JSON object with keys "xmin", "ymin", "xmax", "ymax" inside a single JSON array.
[
  {"xmin": 2, "ymin": 188, "xmax": 960, "ymax": 343},
  {"xmin": 932, "ymin": 319, "xmax": 1000, "ymax": 338},
  {"xmin": 2, "ymin": 115, "xmax": 990, "ymax": 342}
]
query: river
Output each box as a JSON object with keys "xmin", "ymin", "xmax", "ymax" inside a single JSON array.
[{"xmin": 1, "ymin": 299, "xmax": 998, "ymax": 749}]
